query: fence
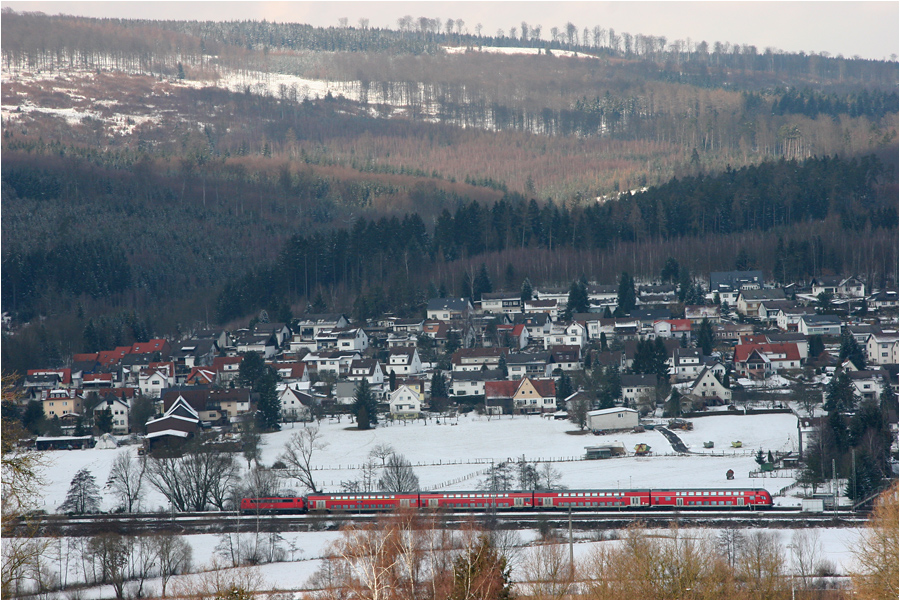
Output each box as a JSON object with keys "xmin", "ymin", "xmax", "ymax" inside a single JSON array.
[{"xmin": 749, "ymin": 469, "xmax": 796, "ymax": 479}]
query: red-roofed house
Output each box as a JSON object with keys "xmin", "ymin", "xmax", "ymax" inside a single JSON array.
[
  {"xmin": 186, "ymin": 367, "xmax": 216, "ymax": 386},
  {"xmin": 131, "ymin": 339, "xmax": 172, "ymax": 358},
  {"xmin": 496, "ymin": 323, "xmax": 528, "ymax": 350},
  {"xmin": 212, "ymin": 356, "xmax": 244, "ymax": 384},
  {"xmin": 653, "ymin": 319, "xmax": 693, "ymax": 339},
  {"xmin": 484, "ymin": 377, "xmax": 557, "ymax": 415},
  {"xmin": 98, "ymin": 347, "xmax": 131, "ymax": 368},
  {"xmin": 733, "ymin": 343, "xmax": 803, "ymax": 378}
]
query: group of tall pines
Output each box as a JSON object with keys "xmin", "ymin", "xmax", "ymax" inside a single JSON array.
[{"xmin": 1, "ymin": 11, "xmax": 897, "ymax": 374}]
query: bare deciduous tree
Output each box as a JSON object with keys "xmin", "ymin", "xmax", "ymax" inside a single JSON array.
[
  {"xmin": 146, "ymin": 441, "xmax": 239, "ymax": 511},
  {"xmin": 378, "ymin": 453, "xmax": 420, "ymax": 493},
  {"xmin": 153, "ymin": 531, "xmax": 193, "ymax": 598},
  {"xmin": 280, "ymin": 425, "xmax": 327, "ymax": 493},
  {"xmin": 106, "ymin": 451, "xmax": 145, "ymax": 513}
]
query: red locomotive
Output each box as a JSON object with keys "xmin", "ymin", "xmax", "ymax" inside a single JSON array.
[{"xmin": 241, "ymin": 488, "xmax": 773, "ymax": 514}]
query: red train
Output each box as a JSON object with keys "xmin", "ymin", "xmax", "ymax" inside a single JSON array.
[{"xmin": 240, "ymin": 488, "xmax": 773, "ymax": 514}]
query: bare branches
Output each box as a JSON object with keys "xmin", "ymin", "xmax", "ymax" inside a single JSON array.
[
  {"xmin": 106, "ymin": 451, "xmax": 145, "ymax": 513},
  {"xmin": 279, "ymin": 424, "xmax": 327, "ymax": 493}
]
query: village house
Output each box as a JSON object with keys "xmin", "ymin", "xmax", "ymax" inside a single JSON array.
[
  {"xmin": 495, "ymin": 324, "xmax": 528, "ymax": 350},
  {"xmin": 212, "ymin": 356, "xmax": 243, "ymax": 384},
  {"xmin": 544, "ymin": 321, "xmax": 587, "ymax": 349},
  {"xmin": 523, "ymin": 298, "xmax": 559, "ymax": 318},
  {"xmin": 798, "ymin": 314, "xmax": 842, "ymax": 337},
  {"xmin": 653, "ymin": 319, "xmax": 692, "ymax": 340},
  {"xmin": 866, "ymin": 331, "xmax": 899, "ymax": 366},
  {"xmin": 709, "ymin": 270, "xmax": 764, "ymax": 305},
  {"xmin": 185, "ymin": 366, "xmax": 216, "ymax": 386},
  {"xmin": 348, "ymin": 358, "xmax": 385, "ymax": 387},
  {"xmin": 232, "ymin": 331, "xmax": 278, "ymax": 358},
  {"xmin": 505, "ymin": 352, "xmax": 552, "ymax": 380},
  {"xmin": 42, "ymin": 388, "xmax": 84, "ymax": 420},
  {"xmin": 304, "ymin": 350, "xmax": 360, "ymax": 377},
  {"xmin": 811, "ymin": 276, "xmax": 866, "ymax": 298},
  {"xmin": 868, "ymin": 289, "xmax": 898, "ymax": 312},
  {"xmin": 94, "ymin": 393, "xmax": 131, "ymax": 434},
  {"xmin": 480, "ymin": 293, "xmax": 522, "ymax": 315},
  {"xmin": 484, "ymin": 377, "xmax": 556, "ymax": 415},
  {"xmin": 138, "ymin": 362, "xmax": 176, "ymax": 398},
  {"xmin": 685, "ymin": 367, "xmax": 732, "ymax": 403},
  {"xmin": 278, "ymin": 386, "xmax": 314, "ymax": 422},
  {"xmin": 426, "ymin": 298, "xmax": 473, "ymax": 323},
  {"xmin": 587, "ymin": 407, "xmax": 639, "ymax": 432},
  {"xmin": 449, "ymin": 369, "xmax": 504, "ymax": 397},
  {"xmin": 514, "ymin": 313, "xmax": 553, "ymax": 343},
  {"xmin": 684, "ymin": 305, "xmax": 721, "ymax": 324},
  {"xmin": 736, "ymin": 289, "xmax": 787, "ymax": 316},
  {"xmin": 145, "ymin": 396, "xmax": 201, "ymax": 451},
  {"xmin": 775, "ymin": 305, "xmax": 817, "ymax": 331},
  {"xmin": 451, "ymin": 348, "xmax": 505, "ymax": 372},
  {"xmin": 733, "ymin": 343, "xmax": 803, "ymax": 379},
  {"xmin": 170, "ymin": 338, "xmax": 218, "ymax": 369},
  {"xmin": 756, "ymin": 300, "xmax": 797, "ymax": 324},
  {"xmin": 620, "ymin": 374, "xmax": 658, "ymax": 407},
  {"xmin": 252, "ymin": 322, "xmax": 292, "ymax": 348},
  {"xmin": 389, "ymin": 385, "xmax": 422, "ymax": 419},
  {"xmin": 847, "ymin": 370, "xmax": 888, "ymax": 402},
  {"xmin": 548, "ymin": 346, "xmax": 582, "ymax": 372},
  {"xmin": 387, "ymin": 346, "xmax": 423, "ymax": 376}
]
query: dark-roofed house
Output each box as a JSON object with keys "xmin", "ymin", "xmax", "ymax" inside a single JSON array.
[
  {"xmin": 798, "ymin": 314, "xmax": 841, "ymax": 337},
  {"xmin": 426, "ymin": 298, "xmax": 473, "ymax": 323},
  {"xmin": 387, "ymin": 347, "xmax": 423, "ymax": 376},
  {"xmin": 451, "ymin": 348, "xmax": 506, "ymax": 372},
  {"xmin": 145, "ymin": 396, "xmax": 201, "ymax": 452},
  {"xmin": 450, "ymin": 369, "xmax": 504, "ymax": 397},
  {"xmin": 685, "ymin": 367, "xmax": 732, "ymax": 403},
  {"xmin": 620, "ymin": 374, "xmax": 658, "ymax": 407},
  {"xmin": 161, "ymin": 388, "xmax": 253, "ymax": 424},
  {"xmin": 506, "ymin": 353, "xmax": 551, "ymax": 380},
  {"xmin": 736, "ymin": 289, "xmax": 787, "ymax": 316}
]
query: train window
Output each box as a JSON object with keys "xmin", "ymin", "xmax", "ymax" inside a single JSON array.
[{"xmin": 665, "ymin": 497, "xmax": 671, "ymax": 501}]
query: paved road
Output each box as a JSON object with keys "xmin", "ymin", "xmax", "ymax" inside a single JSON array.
[{"xmin": 657, "ymin": 427, "xmax": 690, "ymax": 453}]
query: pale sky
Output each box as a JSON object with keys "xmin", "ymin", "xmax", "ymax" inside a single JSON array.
[{"xmin": 2, "ymin": 1, "xmax": 898, "ymax": 61}]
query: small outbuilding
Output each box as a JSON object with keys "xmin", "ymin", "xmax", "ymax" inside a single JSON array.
[{"xmin": 587, "ymin": 407, "xmax": 640, "ymax": 432}]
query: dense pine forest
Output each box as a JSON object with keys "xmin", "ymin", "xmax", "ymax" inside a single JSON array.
[{"xmin": 1, "ymin": 10, "xmax": 897, "ymax": 373}]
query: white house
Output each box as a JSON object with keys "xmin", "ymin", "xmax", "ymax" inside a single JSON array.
[
  {"xmin": 544, "ymin": 321, "xmax": 586, "ymax": 349},
  {"xmin": 619, "ymin": 374, "xmax": 658, "ymax": 407},
  {"xmin": 387, "ymin": 347, "xmax": 423, "ymax": 376},
  {"xmin": 95, "ymin": 395, "xmax": 130, "ymax": 434},
  {"xmin": 686, "ymin": 367, "xmax": 732, "ymax": 403},
  {"xmin": 389, "ymin": 385, "xmax": 422, "ymax": 419},
  {"xmin": 348, "ymin": 359, "xmax": 385, "ymax": 386},
  {"xmin": 278, "ymin": 386, "xmax": 313, "ymax": 422},
  {"xmin": 798, "ymin": 314, "xmax": 842, "ymax": 337},
  {"xmin": 866, "ymin": 331, "xmax": 898, "ymax": 366},
  {"xmin": 587, "ymin": 407, "xmax": 639, "ymax": 432}
]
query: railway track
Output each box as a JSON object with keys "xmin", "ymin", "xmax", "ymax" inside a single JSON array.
[{"xmin": 16, "ymin": 508, "xmax": 867, "ymax": 537}]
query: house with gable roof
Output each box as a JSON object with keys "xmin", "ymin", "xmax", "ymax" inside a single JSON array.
[
  {"xmin": 866, "ymin": 331, "xmax": 898, "ymax": 366},
  {"xmin": 426, "ymin": 298, "xmax": 472, "ymax": 323},
  {"xmin": 387, "ymin": 346, "xmax": 423, "ymax": 376},
  {"xmin": 94, "ymin": 393, "xmax": 131, "ymax": 434},
  {"xmin": 733, "ymin": 343, "xmax": 803, "ymax": 378},
  {"xmin": 279, "ymin": 386, "xmax": 314, "ymax": 422},
  {"xmin": 736, "ymin": 289, "xmax": 787, "ymax": 316},
  {"xmin": 145, "ymin": 396, "xmax": 201, "ymax": 452},
  {"xmin": 512, "ymin": 377, "xmax": 557, "ymax": 414},
  {"xmin": 389, "ymin": 385, "xmax": 422, "ymax": 419},
  {"xmin": 348, "ymin": 358, "xmax": 385, "ymax": 387},
  {"xmin": 685, "ymin": 367, "xmax": 732, "ymax": 403}
]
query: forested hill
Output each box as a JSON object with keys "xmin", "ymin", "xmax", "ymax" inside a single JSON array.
[
  {"xmin": 215, "ymin": 153, "xmax": 897, "ymax": 323},
  {"xmin": 1, "ymin": 10, "xmax": 897, "ymax": 373}
]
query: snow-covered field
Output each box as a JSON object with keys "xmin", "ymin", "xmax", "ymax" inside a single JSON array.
[
  {"xmin": 37, "ymin": 524, "xmax": 864, "ymax": 599},
  {"xmin": 25, "ymin": 411, "xmax": 869, "ymax": 599},
  {"xmin": 36, "ymin": 412, "xmax": 803, "ymax": 514}
]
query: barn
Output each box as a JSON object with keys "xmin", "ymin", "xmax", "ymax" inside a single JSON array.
[{"xmin": 587, "ymin": 407, "xmax": 639, "ymax": 432}]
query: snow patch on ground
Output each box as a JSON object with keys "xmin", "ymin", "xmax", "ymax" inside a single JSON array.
[{"xmin": 442, "ymin": 45, "xmax": 589, "ymax": 59}]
